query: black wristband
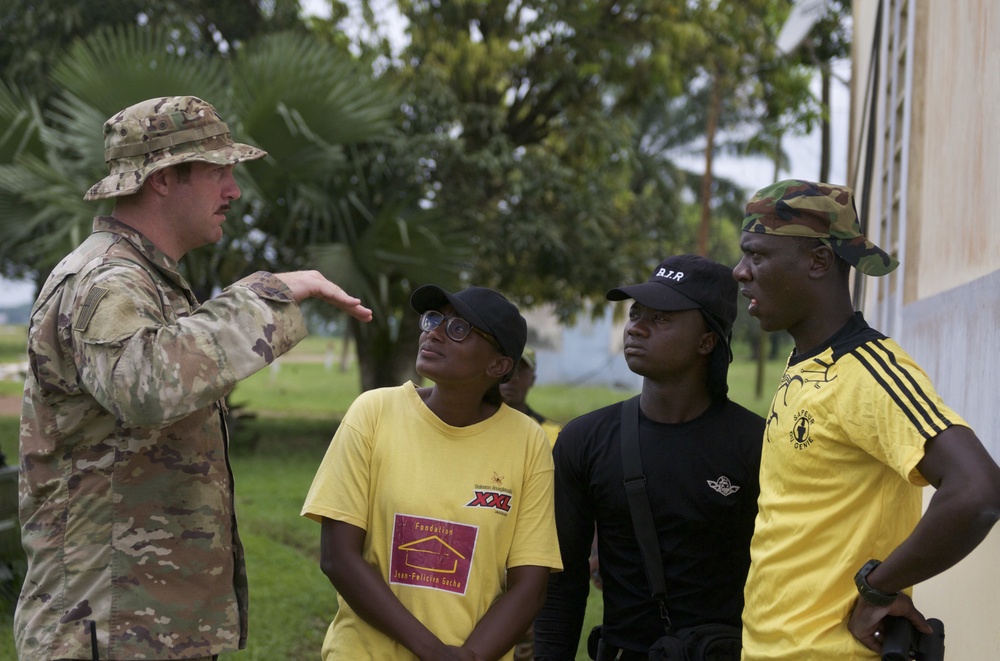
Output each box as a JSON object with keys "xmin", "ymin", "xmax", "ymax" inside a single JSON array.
[{"xmin": 854, "ymin": 559, "xmax": 899, "ymax": 607}]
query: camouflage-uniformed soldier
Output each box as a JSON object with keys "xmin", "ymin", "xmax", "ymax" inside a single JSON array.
[{"xmin": 16, "ymin": 96, "xmax": 372, "ymax": 660}]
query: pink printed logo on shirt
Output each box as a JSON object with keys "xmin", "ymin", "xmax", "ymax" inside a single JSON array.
[{"xmin": 390, "ymin": 514, "xmax": 478, "ymax": 595}]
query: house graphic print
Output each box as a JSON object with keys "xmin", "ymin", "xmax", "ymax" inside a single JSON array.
[{"xmin": 399, "ymin": 535, "xmax": 466, "ymax": 573}]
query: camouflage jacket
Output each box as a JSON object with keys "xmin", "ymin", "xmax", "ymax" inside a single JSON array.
[{"xmin": 16, "ymin": 216, "xmax": 307, "ymax": 660}]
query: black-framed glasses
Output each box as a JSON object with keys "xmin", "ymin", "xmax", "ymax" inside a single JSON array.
[{"xmin": 419, "ymin": 311, "xmax": 501, "ymax": 349}]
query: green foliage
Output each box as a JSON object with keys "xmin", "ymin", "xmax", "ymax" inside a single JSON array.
[
  {"xmin": 52, "ymin": 26, "xmax": 229, "ymax": 116},
  {"xmin": 0, "ymin": 19, "xmax": 485, "ymax": 389},
  {"xmin": 0, "ymin": 85, "xmax": 44, "ymax": 169},
  {"xmin": 360, "ymin": 0, "xmax": 844, "ymax": 324},
  {"xmin": 388, "ymin": 1, "xmax": 706, "ymax": 316},
  {"xmin": 0, "ymin": 0, "xmax": 306, "ymax": 103},
  {"xmin": 0, "ymin": 22, "xmax": 404, "ymax": 287},
  {"xmin": 0, "ymin": 0, "xmax": 850, "ymax": 389}
]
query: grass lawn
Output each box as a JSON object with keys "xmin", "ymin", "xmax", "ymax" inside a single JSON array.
[
  {"xmin": 230, "ymin": 336, "xmax": 782, "ymax": 426},
  {"xmin": 0, "ymin": 326, "xmax": 27, "ymax": 364},
  {"xmin": 0, "ymin": 328, "xmax": 786, "ymax": 660}
]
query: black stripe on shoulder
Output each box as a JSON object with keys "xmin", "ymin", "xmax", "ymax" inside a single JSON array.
[
  {"xmin": 873, "ymin": 339, "xmax": 954, "ymax": 429},
  {"xmin": 831, "ymin": 326, "xmax": 886, "ymax": 361},
  {"xmin": 851, "ymin": 340, "xmax": 953, "ymax": 439}
]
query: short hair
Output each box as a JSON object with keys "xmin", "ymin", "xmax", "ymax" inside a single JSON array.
[
  {"xmin": 699, "ymin": 310, "xmax": 730, "ymax": 402},
  {"xmin": 172, "ymin": 161, "xmax": 193, "ymax": 183}
]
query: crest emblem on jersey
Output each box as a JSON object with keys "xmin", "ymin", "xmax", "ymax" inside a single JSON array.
[
  {"xmin": 707, "ymin": 475, "xmax": 740, "ymax": 496},
  {"xmin": 790, "ymin": 409, "xmax": 815, "ymax": 450},
  {"xmin": 764, "ymin": 358, "xmax": 835, "ymax": 444}
]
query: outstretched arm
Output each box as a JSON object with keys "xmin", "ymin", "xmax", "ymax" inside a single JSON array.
[
  {"xmin": 274, "ymin": 270, "xmax": 373, "ymax": 321},
  {"xmin": 848, "ymin": 425, "xmax": 1000, "ymax": 651}
]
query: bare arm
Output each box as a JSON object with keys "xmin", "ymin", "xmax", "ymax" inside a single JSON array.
[
  {"xmin": 463, "ymin": 565, "xmax": 550, "ymax": 660},
  {"xmin": 848, "ymin": 425, "xmax": 1000, "ymax": 650},
  {"xmin": 319, "ymin": 518, "xmax": 476, "ymax": 661},
  {"xmin": 274, "ymin": 270, "xmax": 373, "ymax": 321}
]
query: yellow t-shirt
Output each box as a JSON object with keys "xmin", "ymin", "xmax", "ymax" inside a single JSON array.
[
  {"xmin": 302, "ymin": 383, "xmax": 562, "ymax": 661},
  {"xmin": 742, "ymin": 326, "xmax": 966, "ymax": 661}
]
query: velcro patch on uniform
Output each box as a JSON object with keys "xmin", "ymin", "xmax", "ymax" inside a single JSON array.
[{"xmin": 73, "ymin": 286, "xmax": 110, "ymax": 332}]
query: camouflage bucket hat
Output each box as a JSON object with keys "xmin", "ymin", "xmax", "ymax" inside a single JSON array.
[
  {"xmin": 742, "ymin": 179, "xmax": 899, "ymax": 276},
  {"xmin": 84, "ymin": 96, "xmax": 267, "ymax": 201}
]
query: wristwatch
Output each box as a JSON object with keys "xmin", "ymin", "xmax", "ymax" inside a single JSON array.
[{"xmin": 854, "ymin": 559, "xmax": 900, "ymax": 607}]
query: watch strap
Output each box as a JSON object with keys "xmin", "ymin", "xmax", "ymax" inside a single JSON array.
[{"xmin": 854, "ymin": 559, "xmax": 899, "ymax": 607}]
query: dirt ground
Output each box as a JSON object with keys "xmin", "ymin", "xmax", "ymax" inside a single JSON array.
[{"xmin": 0, "ymin": 395, "xmax": 19, "ymax": 418}]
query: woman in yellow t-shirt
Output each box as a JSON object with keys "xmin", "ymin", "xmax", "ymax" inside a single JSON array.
[{"xmin": 302, "ymin": 285, "xmax": 563, "ymax": 661}]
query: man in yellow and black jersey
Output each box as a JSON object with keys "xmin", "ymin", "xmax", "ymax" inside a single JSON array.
[{"xmin": 734, "ymin": 179, "xmax": 1000, "ymax": 661}]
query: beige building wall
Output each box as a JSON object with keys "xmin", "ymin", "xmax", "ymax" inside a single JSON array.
[
  {"xmin": 909, "ymin": 2, "xmax": 1000, "ymax": 298},
  {"xmin": 851, "ymin": 1, "xmax": 1000, "ymax": 658}
]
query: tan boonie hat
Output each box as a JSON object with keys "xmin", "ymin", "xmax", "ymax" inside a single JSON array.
[
  {"xmin": 84, "ymin": 96, "xmax": 267, "ymax": 200},
  {"xmin": 742, "ymin": 179, "xmax": 899, "ymax": 276},
  {"xmin": 519, "ymin": 347, "xmax": 537, "ymax": 371}
]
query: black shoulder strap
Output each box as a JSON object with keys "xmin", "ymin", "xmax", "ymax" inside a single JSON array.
[{"xmin": 620, "ymin": 395, "xmax": 673, "ymax": 633}]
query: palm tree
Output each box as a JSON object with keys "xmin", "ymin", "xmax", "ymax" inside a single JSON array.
[{"xmin": 0, "ymin": 24, "xmax": 464, "ymax": 389}]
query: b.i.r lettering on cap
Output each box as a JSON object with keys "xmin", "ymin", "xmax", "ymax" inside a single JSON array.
[{"xmin": 655, "ymin": 269, "xmax": 684, "ymax": 281}]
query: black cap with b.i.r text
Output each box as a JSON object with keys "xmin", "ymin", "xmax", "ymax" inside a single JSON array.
[{"xmin": 606, "ymin": 254, "xmax": 738, "ymax": 361}]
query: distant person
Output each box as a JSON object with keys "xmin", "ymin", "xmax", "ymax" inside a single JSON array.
[
  {"xmin": 302, "ymin": 285, "xmax": 562, "ymax": 661},
  {"xmin": 501, "ymin": 347, "xmax": 561, "ymax": 448},
  {"xmin": 15, "ymin": 95, "xmax": 372, "ymax": 661},
  {"xmin": 734, "ymin": 179, "xmax": 1000, "ymax": 659},
  {"xmin": 502, "ymin": 347, "xmax": 563, "ymax": 661},
  {"xmin": 534, "ymin": 255, "xmax": 765, "ymax": 660}
]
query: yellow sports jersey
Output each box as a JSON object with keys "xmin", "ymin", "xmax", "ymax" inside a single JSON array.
[
  {"xmin": 302, "ymin": 383, "xmax": 562, "ymax": 661},
  {"xmin": 742, "ymin": 316, "xmax": 966, "ymax": 660},
  {"xmin": 539, "ymin": 419, "xmax": 562, "ymax": 448}
]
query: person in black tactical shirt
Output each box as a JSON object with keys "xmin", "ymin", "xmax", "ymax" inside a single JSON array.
[{"xmin": 533, "ymin": 255, "xmax": 764, "ymax": 660}]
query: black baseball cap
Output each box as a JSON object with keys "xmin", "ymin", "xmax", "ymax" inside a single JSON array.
[
  {"xmin": 410, "ymin": 285, "xmax": 527, "ymax": 367},
  {"xmin": 606, "ymin": 254, "xmax": 738, "ymax": 361}
]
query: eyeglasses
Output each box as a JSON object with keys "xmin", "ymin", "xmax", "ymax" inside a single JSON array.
[{"xmin": 419, "ymin": 311, "xmax": 501, "ymax": 350}]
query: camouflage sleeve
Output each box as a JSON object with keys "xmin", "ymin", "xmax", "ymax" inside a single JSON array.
[{"xmin": 71, "ymin": 264, "xmax": 307, "ymax": 428}]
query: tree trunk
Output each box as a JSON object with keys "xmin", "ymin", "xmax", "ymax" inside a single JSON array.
[
  {"xmin": 820, "ymin": 68, "xmax": 831, "ymax": 181},
  {"xmin": 351, "ymin": 311, "xmax": 423, "ymax": 392},
  {"xmin": 697, "ymin": 76, "xmax": 723, "ymax": 257}
]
